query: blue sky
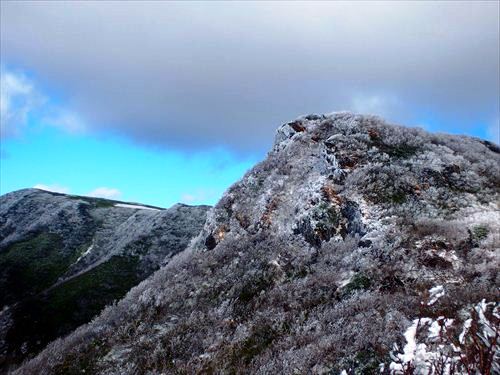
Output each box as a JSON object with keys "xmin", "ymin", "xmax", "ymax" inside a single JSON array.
[
  {"xmin": 0, "ymin": 115, "xmax": 259, "ymax": 207},
  {"xmin": 1, "ymin": 2, "xmax": 499, "ymax": 206},
  {"xmin": 0, "ymin": 64, "xmax": 260, "ymax": 207}
]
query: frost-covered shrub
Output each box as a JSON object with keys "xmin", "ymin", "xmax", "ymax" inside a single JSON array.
[
  {"xmin": 389, "ymin": 300, "xmax": 499, "ymax": 375},
  {"xmin": 13, "ymin": 113, "xmax": 500, "ymax": 375}
]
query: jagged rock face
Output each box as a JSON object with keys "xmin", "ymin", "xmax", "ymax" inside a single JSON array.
[
  {"xmin": 14, "ymin": 114, "xmax": 500, "ymax": 375},
  {"xmin": 0, "ymin": 189, "xmax": 209, "ymax": 370},
  {"xmin": 196, "ymin": 113, "xmax": 498, "ymax": 251}
]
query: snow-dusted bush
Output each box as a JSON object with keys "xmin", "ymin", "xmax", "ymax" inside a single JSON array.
[
  {"xmin": 389, "ymin": 300, "xmax": 499, "ymax": 375},
  {"xmin": 13, "ymin": 113, "xmax": 500, "ymax": 375}
]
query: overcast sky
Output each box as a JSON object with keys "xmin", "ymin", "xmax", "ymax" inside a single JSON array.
[
  {"xmin": 2, "ymin": 1, "xmax": 499, "ymax": 151},
  {"xmin": 0, "ymin": 1, "xmax": 499, "ymax": 205}
]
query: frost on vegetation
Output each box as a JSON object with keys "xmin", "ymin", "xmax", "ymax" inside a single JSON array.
[
  {"xmin": 75, "ymin": 242, "xmax": 94, "ymax": 263},
  {"xmin": 0, "ymin": 188, "xmax": 209, "ymax": 370},
  {"xmin": 9, "ymin": 113, "xmax": 500, "ymax": 374},
  {"xmin": 389, "ymin": 300, "xmax": 499, "ymax": 374},
  {"xmin": 114, "ymin": 203, "xmax": 161, "ymax": 211},
  {"xmin": 428, "ymin": 285, "xmax": 445, "ymax": 306}
]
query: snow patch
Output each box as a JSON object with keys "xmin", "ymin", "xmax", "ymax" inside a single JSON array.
[
  {"xmin": 339, "ymin": 272, "xmax": 354, "ymax": 288},
  {"xmin": 428, "ymin": 285, "xmax": 445, "ymax": 305},
  {"xmin": 114, "ymin": 203, "xmax": 160, "ymax": 211},
  {"xmin": 389, "ymin": 300, "xmax": 499, "ymax": 374},
  {"xmin": 76, "ymin": 243, "xmax": 94, "ymax": 263},
  {"xmin": 389, "ymin": 317, "xmax": 453, "ymax": 374}
]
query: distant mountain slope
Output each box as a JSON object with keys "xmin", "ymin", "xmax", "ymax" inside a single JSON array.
[
  {"xmin": 14, "ymin": 114, "xmax": 500, "ymax": 374},
  {"xmin": 0, "ymin": 189, "xmax": 210, "ymax": 371}
]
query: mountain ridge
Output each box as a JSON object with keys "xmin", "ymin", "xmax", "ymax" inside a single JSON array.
[
  {"xmin": 0, "ymin": 189, "xmax": 210, "ymax": 371},
  {"xmin": 9, "ymin": 113, "xmax": 500, "ymax": 374}
]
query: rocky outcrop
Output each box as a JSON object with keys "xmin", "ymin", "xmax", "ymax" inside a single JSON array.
[
  {"xmin": 0, "ymin": 189, "xmax": 209, "ymax": 370},
  {"xmin": 12, "ymin": 114, "xmax": 500, "ymax": 374}
]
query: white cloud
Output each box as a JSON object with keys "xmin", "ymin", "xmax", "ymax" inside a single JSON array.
[
  {"xmin": 42, "ymin": 108, "xmax": 86, "ymax": 134},
  {"xmin": 0, "ymin": 66, "xmax": 86, "ymax": 138},
  {"xmin": 33, "ymin": 183, "xmax": 70, "ymax": 194},
  {"xmin": 181, "ymin": 193, "xmax": 195, "ymax": 203},
  {"xmin": 351, "ymin": 94, "xmax": 400, "ymax": 119},
  {"xmin": 0, "ymin": 68, "xmax": 42, "ymax": 138},
  {"xmin": 33, "ymin": 184, "xmax": 122, "ymax": 199},
  {"xmin": 2, "ymin": 2, "xmax": 497, "ymax": 150},
  {"xmin": 180, "ymin": 189, "xmax": 217, "ymax": 204},
  {"xmin": 87, "ymin": 187, "xmax": 122, "ymax": 200}
]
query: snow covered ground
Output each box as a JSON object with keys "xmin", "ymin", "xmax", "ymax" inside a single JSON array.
[{"xmin": 114, "ymin": 203, "xmax": 161, "ymax": 211}]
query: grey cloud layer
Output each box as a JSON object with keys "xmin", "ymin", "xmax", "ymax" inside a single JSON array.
[{"xmin": 1, "ymin": 1, "xmax": 498, "ymax": 150}]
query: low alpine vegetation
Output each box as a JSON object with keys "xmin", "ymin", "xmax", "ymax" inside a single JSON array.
[{"xmin": 9, "ymin": 113, "xmax": 500, "ymax": 374}]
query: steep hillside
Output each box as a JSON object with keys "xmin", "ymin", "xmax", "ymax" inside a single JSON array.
[
  {"xmin": 0, "ymin": 189, "xmax": 209, "ymax": 371},
  {"xmin": 15, "ymin": 114, "xmax": 500, "ymax": 374}
]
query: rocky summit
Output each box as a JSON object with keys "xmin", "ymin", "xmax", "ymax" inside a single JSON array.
[
  {"xmin": 6, "ymin": 113, "xmax": 500, "ymax": 374},
  {"xmin": 0, "ymin": 189, "xmax": 209, "ymax": 371}
]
